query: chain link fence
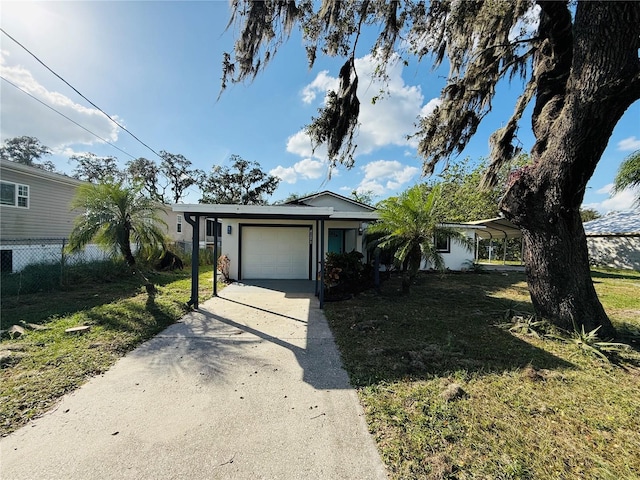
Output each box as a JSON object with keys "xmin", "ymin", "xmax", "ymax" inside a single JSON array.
[
  {"xmin": 0, "ymin": 238, "xmax": 113, "ymax": 274},
  {"xmin": 0, "ymin": 238, "xmax": 121, "ymax": 296}
]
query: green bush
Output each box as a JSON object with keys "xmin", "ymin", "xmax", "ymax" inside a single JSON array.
[{"xmin": 324, "ymin": 250, "xmax": 371, "ymax": 296}]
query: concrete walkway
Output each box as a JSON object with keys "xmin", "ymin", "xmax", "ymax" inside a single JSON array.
[{"xmin": 1, "ymin": 282, "xmax": 387, "ymax": 480}]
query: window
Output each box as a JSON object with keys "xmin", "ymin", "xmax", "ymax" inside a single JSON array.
[
  {"xmin": 206, "ymin": 220, "xmax": 222, "ymax": 237},
  {"xmin": 176, "ymin": 214, "xmax": 183, "ymax": 233},
  {"xmin": 435, "ymin": 233, "xmax": 450, "ymax": 253},
  {"xmin": 0, "ymin": 181, "xmax": 29, "ymax": 208}
]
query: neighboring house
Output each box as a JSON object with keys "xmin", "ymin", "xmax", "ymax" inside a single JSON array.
[
  {"xmin": 0, "ymin": 159, "xmax": 101, "ymax": 272},
  {"xmin": 159, "ymin": 205, "xmax": 221, "ymax": 252},
  {"xmin": 0, "ymin": 159, "xmax": 183, "ymax": 272},
  {"xmin": 583, "ymin": 210, "xmax": 640, "ymax": 271}
]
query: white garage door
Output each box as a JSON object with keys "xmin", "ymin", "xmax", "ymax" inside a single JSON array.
[{"xmin": 241, "ymin": 226, "xmax": 310, "ymax": 279}]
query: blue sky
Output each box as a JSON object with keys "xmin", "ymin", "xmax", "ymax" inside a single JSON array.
[{"xmin": 1, "ymin": 1, "xmax": 638, "ymax": 212}]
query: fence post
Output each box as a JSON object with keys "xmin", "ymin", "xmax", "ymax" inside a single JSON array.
[{"xmin": 60, "ymin": 238, "xmax": 66, "ymax": 286}]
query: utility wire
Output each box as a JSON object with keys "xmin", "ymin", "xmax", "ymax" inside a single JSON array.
[
  {"xmin": 1, "ymin": 75, "xmax": 137, "ymax": 160},
  {"xmin": 1, "ymin": 28, "xmax": 162, "ymax": 159}
]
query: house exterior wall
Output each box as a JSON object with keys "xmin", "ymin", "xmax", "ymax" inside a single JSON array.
[
  {"xmin": 587, "ymin": 236, "xmax": 640, "ymax": 271},
  {"xmin": 420, "ymin": 230, "xmax": 476, "ymax": 271},
  {"xmin": 0, "ymin": 161, "xmax": 84, "ymax": 239},
  {"xmin": 220, "ymin": 218, "xmax": 363, "ymax": 280}
]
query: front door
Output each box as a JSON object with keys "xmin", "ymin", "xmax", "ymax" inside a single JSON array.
[{"xmin": 328, "ymin": 229, "xmax": 344, "ymax": 254}]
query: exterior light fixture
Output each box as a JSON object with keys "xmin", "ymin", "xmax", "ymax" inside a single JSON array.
[{"xmin": 227, "ymin": 225, "xmax": 232, "ymax": 234}]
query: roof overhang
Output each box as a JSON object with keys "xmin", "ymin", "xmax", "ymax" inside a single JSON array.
[
  {"xmin": 172, "ymin": 204, "xmax": 380, "ymax": 221},
  {"xmin": 462, "ymin": 217, "xmax": 522, "ymax": 239}
]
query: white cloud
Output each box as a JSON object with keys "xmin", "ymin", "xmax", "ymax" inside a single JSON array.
[
  {"xmin": 294, "ymin": 158, "xmax": 326, "ymax": 179},
  {"xmin": 617, "ymin": 136, "xmax": 640, "ymax": 151},
  {"xmin": 0, "ymin": 51, "xmax": 119, "ymax": 149},
  {"xmin": 584, "ymin": 187, "xmax": 639, "ymax": 213},
  {"xmin": 289, "ymin": 53, "xmax": 439, "ymax": 160},
  {"xmin": 269, "ymin": 165, "xmax": 298, "ymax": 184},
  {"xmin": 300, "ymin": 70, "xmax": 338, "ymax": 104},
  {"xmin": 420, "ymin": 98, "xmax": 442, "ymax": 117},
  {"xmin": 354, "ymin": 159, "xmax": 419, "ymax": 196},
  {"xmin": 286, "ymin": 131, "xmax": 317, "ymax": 158},
  {"xmin": 596, "ymin": 183, "xmax": 614, "ymax": 195},
  {"xmin": 269, "ymin": 157, "xmax": 327, "ymax": 184}
]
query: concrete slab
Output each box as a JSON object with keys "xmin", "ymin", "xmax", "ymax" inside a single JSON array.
[{"xmin": 0, "ymin": 283, "xmax": 387, "ymax": 480}]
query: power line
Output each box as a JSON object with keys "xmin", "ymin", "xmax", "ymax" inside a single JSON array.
[
  {"xmin": 1, "ymin": 75, "xmax": 137, "ymax": 160},
  {"xmin": 1, "ymin": 27, "xmax": 162, "ymax": 160}
]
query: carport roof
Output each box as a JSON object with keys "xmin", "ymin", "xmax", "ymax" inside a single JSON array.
[
  {"xmin": 172, "ymin": 203, "xmax": 379, "ymax": 221},
  {"xmin": 462, "ymin": 217, "xmax": 522, "ymax": 239}
]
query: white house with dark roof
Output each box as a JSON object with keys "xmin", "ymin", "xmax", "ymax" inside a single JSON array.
[{"xmin": 583, "ymin": 210, "xmax": 640, "ymax": 271}]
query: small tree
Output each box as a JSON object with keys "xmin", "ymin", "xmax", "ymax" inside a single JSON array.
[
  {"xmin": 351, "ymin": 190, "xmax": 377, "ymax": 206},
  {"xmin": 367, "ymin": 185, "xmax": 472, "ymax": 294},
  {"xmin": 0, "ymin": 136, "xmax": 56, "ymax": 171},
  {"xmin": 67, "ymin": 181, "xmax": 167, "ymax": 292},
  {"xmin": 580, "ymin": 208, "xmax": 602, "ymax": 223},
  {"xmin": 200, "ymin": 154, "xmax": 280, "ymax": 205}
]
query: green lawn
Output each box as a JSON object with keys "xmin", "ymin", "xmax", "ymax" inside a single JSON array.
[
  {"xmin": 325, "ymin": 268, "xmax": 640, "ymax": 479},
  {"xmin": 0, "ymin": 265, "xmax": 219, "ymax": 436}
]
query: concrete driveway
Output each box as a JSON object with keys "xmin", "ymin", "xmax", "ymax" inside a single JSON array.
[{"xmin": 1, "ymin": 281, "xmax": 387, "ymax": 479}]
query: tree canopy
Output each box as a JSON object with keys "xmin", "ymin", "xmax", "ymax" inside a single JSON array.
[
  {"xmin": 200, "ymin": 154, "xmax": 280, "ymax": 204},
  {"xmin": 0, "ymin": 136, "xmax": 56, "ymax": 172},
  {"xmin": 71, "ymin": 153, "xmax": 124, "ymax": 183}
]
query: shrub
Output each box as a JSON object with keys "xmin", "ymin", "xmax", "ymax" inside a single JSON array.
[{"xmin": 324, "ymin": 250, "xmax": 371, "ymax": 297}]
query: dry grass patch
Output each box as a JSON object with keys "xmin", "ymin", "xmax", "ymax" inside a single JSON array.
[{"xmin": 325, "ymin": 269, "xmax": 640, "ymax": 479}]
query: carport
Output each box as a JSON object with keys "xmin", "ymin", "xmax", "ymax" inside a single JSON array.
[
  {"xmin": 172, "ymin": 203, "xmax": 379, "ymax": 309},
  {"xmin": 464, "ymin": 217, "xmax": 523, "ymax": 264}
]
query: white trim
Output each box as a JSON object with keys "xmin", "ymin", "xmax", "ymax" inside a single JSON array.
[
  {"xmin": 173, "ymin": 204, "xmax": 334, "ymax": 217},
  {"xmin": 290, "ymin": 190, "xmax": 377, "ymax": 211},
  {"xmin": 1, "ymin": 180, "xmax": 30, "ymax": 209}
]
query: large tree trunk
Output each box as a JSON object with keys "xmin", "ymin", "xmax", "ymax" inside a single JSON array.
[{"xmin": 500, "ymin": 2, "xmax": 640, "ymax": 338}]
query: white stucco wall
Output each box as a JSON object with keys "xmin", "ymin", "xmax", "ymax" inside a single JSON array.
[
  {"xmin": 420, "ymin": 230, "xmax": 475, "ymax": 271},
  {"xmin": 220, "ymin": 219, "xmax": 363, "ymax": 280},
  {"xmin": 587, "ymin": 236, "xmax": 640, "ymax": 271}
]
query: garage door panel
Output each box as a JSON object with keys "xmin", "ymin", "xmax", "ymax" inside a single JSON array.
[{"xmin": 241, "ymin": 226, "xmax": 310, "ymax": 279}]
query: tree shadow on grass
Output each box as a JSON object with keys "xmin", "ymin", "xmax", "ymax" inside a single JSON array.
[
  {"xmin": 590, "ymin": 269, "xmax": 640, "ymax": 281},
  {"xmin": 0, "ymin": 270, "xmax": 191, "ymax": 329},
  {"xmin": 325, "ymin": 272, "xmax": 575, "ymax": 387}
]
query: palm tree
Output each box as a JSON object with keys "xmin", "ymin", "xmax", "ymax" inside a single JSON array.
[
  {"xmin": 366, "ymin": 184, "xmax": 472, "ymax": 294},
  {"xmin": 67, "ymin": 181, "xmax": 167, "ymax": 292},
  {"xmin": 613, "ymin": 150, "xmax": 640, "ymax": 207}
]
